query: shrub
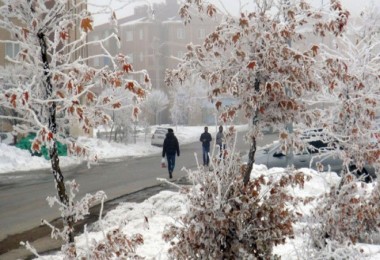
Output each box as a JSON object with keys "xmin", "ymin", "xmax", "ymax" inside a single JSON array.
[
  {"xmin": 311, "ymin": 174, "xmax": 380, "ymax": 247},
  {"xmin": 163, "ymin": 153, "xmax": 308, "ymax": 259}
]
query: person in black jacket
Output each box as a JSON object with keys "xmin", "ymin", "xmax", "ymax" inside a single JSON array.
[
  {"xmin": 162, "ymin": 128, "xmax": 180, "ymax": 179},
  {"xmin": 200, "ymin": 126, "xmax": 212, "ymax": 166}
]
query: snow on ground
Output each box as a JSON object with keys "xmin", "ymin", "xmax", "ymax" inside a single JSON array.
[
  {"xmin": 1, "ymin": 124, "xmax": 379, "ymax": 259},
  {"xmin": 0, "ymin": 125, "xmax": 248, "ymax": 174},
  {"xmin": 34, "ymin": 166, "xmax": 380, "ymax": 260}
]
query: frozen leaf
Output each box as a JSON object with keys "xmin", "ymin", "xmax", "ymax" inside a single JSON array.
[
  {"xmin": 215, "ymin": 101, "xmax": 222, "ymax": 110},
  {"xmin": 311, "ymin": 45, "xmax": 319, "ymax": 56},
  {"xmin": 206, "ymin": 4, "xmax": 216, "ymax": 17},
  {"xmin": 247, "ymin": 61, "xmax": 256, "ymax": 70},
  {"xmin": 86, "ymin": 92, "xmax": 95, "ymax": 102},
  {"xmin": 126, "ymin": 81, "xmax": 134, "ymax": 91},
  {"xmin": 123, "ymin": 63, "xmax": 133, "ymax": 73},
  {"xmin": 80, "ymin": 17, "xmax": 93, "ymax": 33},
  {"xmin": 60, "ymin": 31, "xmax": 69, "ymax": 41},
  {"xmin": 232, "ymin": 32, "xmax": 240, "ymax": 43},
  {"xmin": 239, "ymin": 18, "xmax": 249, "ymax": 28},
  {"xmin": 112, "ymin": 102, "xmax": 121, "ymax": 109}
]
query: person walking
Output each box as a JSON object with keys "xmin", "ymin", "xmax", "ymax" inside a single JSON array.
[
  {"xmin": 216, "ymin": 125, "xmax": 225, "ymax": 159},
  {"xmin": 162, "ymin": 128, "xmax": 180, "ymax": 179},
  {"xmin": 200, "ymin": 126, "xmax": 212, "ymax": 166}
]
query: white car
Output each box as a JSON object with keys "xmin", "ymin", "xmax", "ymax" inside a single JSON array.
[
  {"xmin": 151, "ymin": 127, "xmax": 168, "ymax": 147},
  {"xmin": 254, "ymin": 139, "xmax": 376, "ymax": 183}
]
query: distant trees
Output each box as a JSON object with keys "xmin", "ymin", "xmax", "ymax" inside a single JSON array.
[
  {"xmin": 99, "ymin": 88, "xmax": 141, "ymax": 144},
  {"xmin": 140, "ymin": 89, "xmax": 169, "ymax": 125},
  {"xmin": 0, "ymin": 0, "xmax": 149, "ymax": 248},
  {"xmin": 170, "ymin": 78, "xmax": 208, "ymax": 126}
]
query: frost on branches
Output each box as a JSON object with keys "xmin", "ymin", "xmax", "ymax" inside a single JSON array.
[
  {"xmin": 163, "ymin": 137, "xmax": 310, "ymax": 259},
  {"xmin": 305, "ymin": 6, "xmax": 380, "ymax": 247},
  {"xmin": 140, "ymin": 89, "xmax": 169, "ymax": 125},
  {"xmin": 167, "ymin": 0, "xmax": 351, "ymax": 185},
  {"xmin": 310, "ymin": 6, "xmax": 380, "ymax": 179},
  {"xmin": 170, "ymin": 78, "xmax": 208, "ymax": 126},
  {"xmin": 0, "ymin": 0, "xmax": 150, "ymax": 247},
  {"xmin": 311, "ymin": 175, "xmax": 380, "ymax": 247},
  {"xmin": 166, "ymin": 0, "xmax": 380, "ymax": 256},
  {"xmin": 21, "ymin": 180, "xmax": 144, "ymax": 259}
]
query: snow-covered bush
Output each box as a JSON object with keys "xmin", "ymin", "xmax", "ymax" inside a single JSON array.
[
  {"xmin": 163, "ymin": 149, "xmax": 310, "ymax": 259},
  {"xmin": 311, "ymin": 175, "xmax": 380, "ymax": 246},
  {"xmin": 22, "ymin": 179, "xmax": 144, "ymax": 259}
]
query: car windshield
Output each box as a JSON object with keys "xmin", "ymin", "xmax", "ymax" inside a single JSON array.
[
  {"xmin": 155, "ymin": 129, "xmax": 168, "ymax": 134},
  {"xmin": 270, "ymin": 139, "xmax": 334, "ymax": 157}
]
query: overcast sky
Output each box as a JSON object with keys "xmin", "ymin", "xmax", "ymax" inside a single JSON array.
[
  {"xmin": 88, "ymin": 0, "xmax": 380, "ymax": 25},
  {"xmin": 220, "ymin": 0, "xmax": 379, "ymax": 15}
]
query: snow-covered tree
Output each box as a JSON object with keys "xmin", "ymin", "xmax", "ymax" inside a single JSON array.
[
  {"xmin": 167, "ymin": 0, "xmax": 350, "ymax": 185},
  {"xmin": 307, "ymin": 6, "xmax": 380, "ymax": 245},
  {"xmin": 99, "ymin": 87, "xmax": 136, "ymax": 144},
  {"xmin": 170, "ymin": 77, "xmax": 208, "ymax": 126},
  {"xmin": 163, "ymin": 0, "xmax": 380, "ymax": 257},
  {"xmin": 310, "ymin": 5, "xmax": 380, "ymax": 179},
  {"xmin": 140, "ymin": 89, "xmax": 169, "ymax": 125},
  {"xmin": 0, "ymin": 0, "xmax": 149, "ymax": 245}
]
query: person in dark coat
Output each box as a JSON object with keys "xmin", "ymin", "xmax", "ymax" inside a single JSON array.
[
  {"xmin": 200, "ymin": 126, "xmax": 212, "ymax": 166},
  {"xmin": 162, "ymin": 128, "xmax": 180, "ymax": 179},
  {"xmin": 216, "ymin": 125, "xmax": 225, "ymax": 159}
]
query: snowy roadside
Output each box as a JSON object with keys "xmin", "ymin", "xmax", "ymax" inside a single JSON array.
[
  {"xmin": 33, "ymin": 166, "xmax": 380, "ymax": 260},
  {"xmin": 0, "ymin": 125, "xmax": 249, "ymax": 174},
  {"xmin": 1, "ymin": 124, "xmax": 379, "ymax": 259}
]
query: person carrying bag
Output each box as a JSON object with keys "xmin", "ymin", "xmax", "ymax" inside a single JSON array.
[{"xmin": 162, "ymin": 128, "xmax": 180, "ymax": 179}]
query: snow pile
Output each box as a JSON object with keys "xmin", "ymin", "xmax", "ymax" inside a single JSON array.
[{"xmin": 34, "ymin": 166, "xmax": 380, "ymax": 260}]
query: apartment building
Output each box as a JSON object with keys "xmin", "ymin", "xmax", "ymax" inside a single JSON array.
[{"xmin": 88, "ymin": 0, "xmax": 219, "ymax": 124}]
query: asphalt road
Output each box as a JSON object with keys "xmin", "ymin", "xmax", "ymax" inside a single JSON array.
[{"xmin": 0, "ymin": 132, "xmax": 277, "ymax": 242}]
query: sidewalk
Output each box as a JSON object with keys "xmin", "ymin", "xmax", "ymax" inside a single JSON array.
[{"xmin": 0, "ymin": 177, "xmax": 189, "ymax": 259}]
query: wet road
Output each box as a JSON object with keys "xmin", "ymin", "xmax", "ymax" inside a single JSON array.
[{"xmin": 0, "ymin": 132, "xmax": 276, "ymax": 242}]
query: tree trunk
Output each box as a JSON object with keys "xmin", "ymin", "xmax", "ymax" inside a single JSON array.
[
  {"xmin": 243, "ymin": 135, "xmax": 257, "ymax": 186},
  {"xmin": 37, "ymin": 31, "xmax": 75, "ymax": 246},
  {"xmin": 243, "ymin": 79, "xmax": 261, "ymax": 186}
]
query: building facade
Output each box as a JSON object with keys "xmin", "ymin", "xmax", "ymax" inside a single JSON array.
[{"xmin": 88, "ymin": 0, "xmax": 219, "ymax": 125}]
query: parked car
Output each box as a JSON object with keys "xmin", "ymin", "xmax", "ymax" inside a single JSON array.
[
  {"xmin": 254, "ymin": 139, "xmax": 376, "ymax": 182},
  {"xmin": 0, "ymin": 132, "xmax": 14, "ymax": 145},
  {"xmin": 151, "ymin": 127, "xmax": 168, "ymax": 147}
]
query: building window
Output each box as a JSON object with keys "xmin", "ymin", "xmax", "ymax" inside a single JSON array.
[
  {"xmin": 128, "ymin": 53, "xmax": 134, "ymax": 63},
  {"xmin": 125, "ymin": 31, "xmax": 133, "ymax": 41},
  {"xmin": 139, "ymin": 52, "xmax": 144, "ymax": 62},
  {"xmin": 139, "ymin": 29, "xmax": 143, "ymax": 40},
  {"xmin": 93, "ymin": 57, "xmax": 100, "ymax": 67},
  {"xmin": 5, "ymin": 42, "xmax": 20, "ymax": 59},
  {"xmin": 103, "ymin": 57, "xmax": 111, "ymax": 66},
  {"xmin": 177, "ymin": 28, "xmax": 185, "ymax": 39},
  {"xmin": 198, "ymin": 28, "xmax": 206, "ymax": 39}
]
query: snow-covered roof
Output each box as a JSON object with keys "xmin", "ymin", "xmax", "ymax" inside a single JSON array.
[
  {"xmin": 120, "ymin": 17, "xmax": 152, "ymax": 27},
  {"xmin": 162, "ymin": 16, "xmax": 182, "ymax": 24}
]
